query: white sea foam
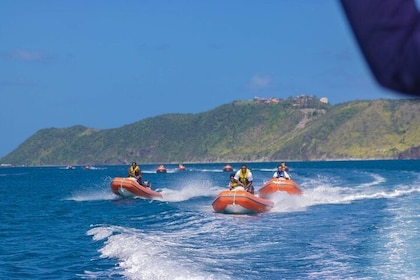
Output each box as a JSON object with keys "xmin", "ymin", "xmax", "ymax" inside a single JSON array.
[
  {"xmin": 358, "ymin": 172, "xmax": 386, "ymax": 188},
  {"xmin": 66, "ymin": 191, "xmax": 117, "ymax": 202},
  {"xmin": 258, "ymin": 168, "xmax": 276, "ymax": 172},
  {"xmin": 64, "ymin": 177, "xmax": 117, "ymax": 201},
  {"xmin": 0, "ymin": 172, "xmax": 29, "ymax": 176},
  {"xmin": 87, "ymin": 225, "xmax": 226, "ymax": 280},
  {"xmin": 369, "ymin": 188, "xmax": 420, "ymax": 279},
  {"xmin": 268, "ymin": 175, "xmax": 420, "ymax": 213},
  {"xmin": 195, "ymin": 168, "xmax": 226, "ymax": 173},
  {"xmin": 159, "ymin": 179, "xmax": 220, "ymax": 202}
]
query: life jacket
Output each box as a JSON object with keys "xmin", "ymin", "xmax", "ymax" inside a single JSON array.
[
  {"xmin": 129, "ymin": 166, "xmax": 140, "ymax": 177},
  {"xmin": 230, "ymin": 180, "xmax": 238, "ymax": 188},
  {"xmin": 238, "ymin": 169, "xmax": 250, "ymax": 184}
]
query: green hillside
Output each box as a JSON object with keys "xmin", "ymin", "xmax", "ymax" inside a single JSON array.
[{"xmin": 1, "ymin": 98, "xmax": 419, "ymax": 166}]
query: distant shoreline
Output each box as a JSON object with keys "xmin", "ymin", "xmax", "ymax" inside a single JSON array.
[{"xmin": 2, "ymin": 158, "xmax": 419, "ymax": 168}]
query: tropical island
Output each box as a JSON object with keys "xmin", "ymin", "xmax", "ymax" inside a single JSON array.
[{"xmin": 1, "ymin": 96, "xmax": 419, "ymax": 166}]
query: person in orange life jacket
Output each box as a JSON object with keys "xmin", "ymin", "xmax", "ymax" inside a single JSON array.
[
  {"xmin": 128, "ymin": 162, "xmax": 143, "ymax": 185},
  {"xmin": 228, "ymin": 173, "xmax": 239, "ymax": 190},
  {"xmin": 234, "ymin": 164, "xmax": 254, "ymax": 194},
  {"xmin": 273, "ymin": 164, "xmax": 291, "ymax": 179}
]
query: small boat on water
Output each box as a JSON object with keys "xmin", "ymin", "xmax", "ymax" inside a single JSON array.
[
  {"xmin": 156, "ymin": 165, "xmax": 167, "ymax": 173},
  {"xmin": 110, "ymin": 177, "xmax": 162, "ymax": 200},
  {"xmin": 258, "ymin": 178, "xmax": 302, "ymax": 199},
  {"xmin": 177, "ymin": 164, "xmax": 186, "ymax": 171},
  {"xmin": 212, "ymin": 187, "xmax": 274, "ymax": 214},
  {"xmin": 222, "ymin": 164, "xmax": 233, "ymax": 172}
]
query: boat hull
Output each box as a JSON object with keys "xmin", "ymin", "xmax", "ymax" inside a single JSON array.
[
  {"xmin": 222, "ymin": 164, "xmax": 233, "ymax": 172},
  {"xmin": 110, "ymin": 177, "xmax": 162, "ymax": 200},
  {"xmin": 258, "ymin": 178, "xmax": 302, "ymax": 199},
  {"xmin": 156, "ymin": 165, "xmax": 167, "ymax": 173},
  {"xmin": 177, "ymin": 164, "xmax": 186, "ymax": 171},
  {"xmin": 212, "ymin": 189, "xmax": 274, "ymax": 214}
]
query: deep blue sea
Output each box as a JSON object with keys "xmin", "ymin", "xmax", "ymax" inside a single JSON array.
[{"xmin": 1, "ymin": 160, "xmax": 420, "ymax": 280}]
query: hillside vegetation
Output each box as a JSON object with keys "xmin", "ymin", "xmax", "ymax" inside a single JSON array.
[{"xmin": 1, "ymin": 98, "xmax": 419, "ymax": 166}]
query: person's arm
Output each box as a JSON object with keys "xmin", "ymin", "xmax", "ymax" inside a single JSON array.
[
  {"xmin": 234, "ymin": 173, "xmax": 243, "ymax": 186},
  {"xmin": 340, "ymin": 0, "xmax": 420, "ymax": 95},
  {"xmin": 236, "ymin": 180, "xmax": 244, "ymax": 187},
  {"xmin": 245, "ymin": 173, "xmax": 253, "ymax": 190}
]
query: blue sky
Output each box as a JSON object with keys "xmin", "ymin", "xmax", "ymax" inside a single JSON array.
[{"xmin": 0, "ymin": 0, "xmax": 408, "ymax": 158}]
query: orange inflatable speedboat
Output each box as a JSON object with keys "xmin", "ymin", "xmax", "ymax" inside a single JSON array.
[
  {"xmin": 110, "ymin": 177, "xmax": 163, "ymax": 200},
  {"xmin": 212, "ymin": 187, "xmax": 274, "ymax": 214},
  {"xmin": 222, "ymin": 164, "xmax": 233, "ymax": 172},
  {"xmin": 258, "ymin": 178, "xmax": 302, "ymax": 199},
  {"xmin": 156, "ymin": 165, "xmax": 167, "ymax": 173},
  {"xmin": 177, "ymin": 164, "xmax": 186, "ymax": 171}
]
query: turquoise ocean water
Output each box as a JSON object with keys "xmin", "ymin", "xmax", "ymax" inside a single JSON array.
[{"xmin": 1, "ymin": 160, "xmax": 419, "ymax": 279}]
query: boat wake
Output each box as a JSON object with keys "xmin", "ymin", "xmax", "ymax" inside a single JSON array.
[
  {"xmin": 65, "ymin": 176, "xmax": 222, "ymax": 202},
  {"xmin": 159, "ymin": 179, "xmax": 219, "ymax": 202},
  {"xmin": 65, "ymin": 177, "xmax": 117, "ymax": 202},
  {"xmin": 66, "ymin": 190, "xmax": 116, "ymax": 202},
  {"xmin": 0, "ymin": 172, "xmax": 29, "ymax": 177},
  {"xmin": 268, "ymin": 174, "xmax": 420, "ymax": 213},
  {"xmin": 86, "ymin": 225, "xmax": 229, "ymax": 280},
  {"xmin": 64, "ymin": 190, "xmax": 118, "ymax": 202}
]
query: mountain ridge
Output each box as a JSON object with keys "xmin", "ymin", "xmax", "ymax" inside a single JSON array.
[{"xmin": 1, "ymin": 97, "xmax": 419, "ymax": 166}]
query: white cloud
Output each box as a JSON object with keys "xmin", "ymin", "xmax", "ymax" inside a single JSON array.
[
  {"xmin": 248, "ymin": 74, "xmax": 271, "ymax": 90},
  {"xmin": 4, "ymin": 49, "xmax": 45, "ymax": 61}
]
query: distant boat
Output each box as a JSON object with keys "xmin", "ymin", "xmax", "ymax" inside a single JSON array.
[
  {"xmin": 177, "ymin": 163, "xmax": 186, "ymax": 171},
  {"xmin": 84, "ymin": 165, "xmax": 99, "ymax": 170},
  {"xmin": 65, "ymin": 165, "xmax": 75, "ymax": 170},
  {"xmin": 222, "ymin": 164, "xmax": 233, "ymax": 172},
  {"xmin": 156, "ymin": 165, "xmax": 167, "ymax": 173}
]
